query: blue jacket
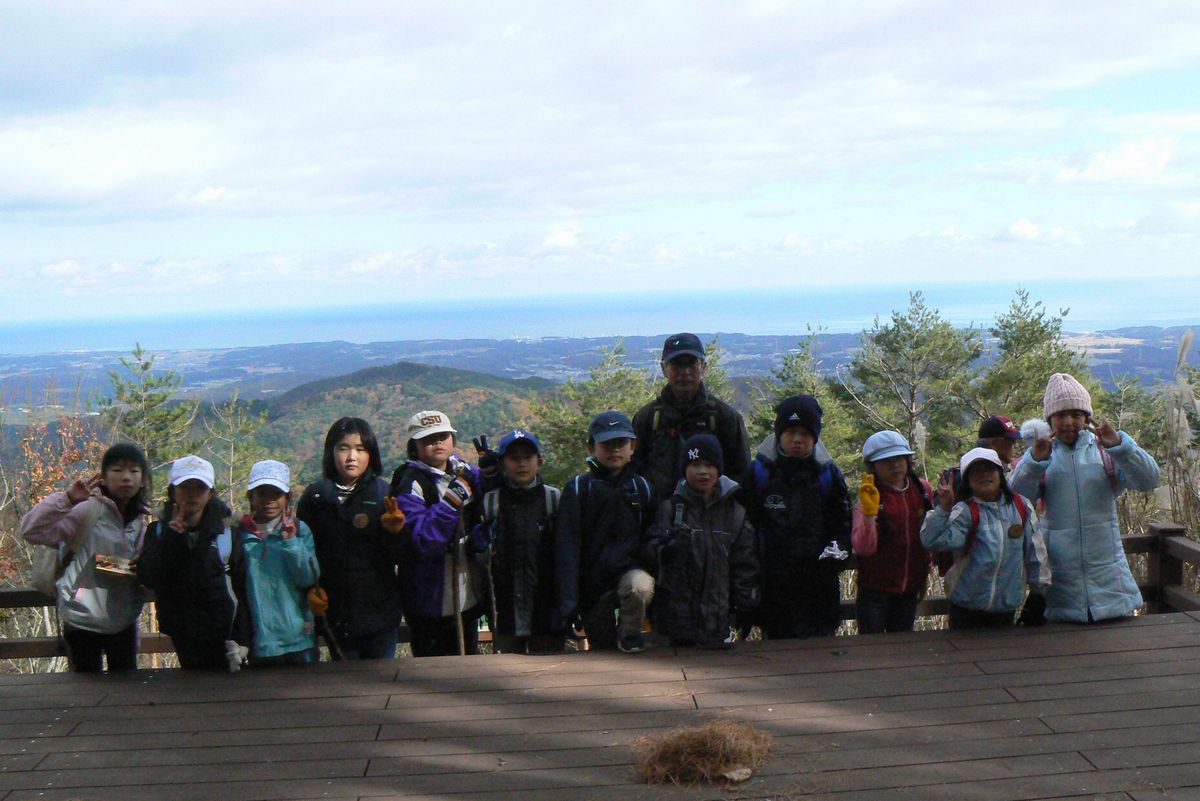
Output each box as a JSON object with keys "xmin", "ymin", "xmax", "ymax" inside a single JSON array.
[
  {"xmin": 235, "ymin": 517, "xmax": 318, "ymax": 659},
  {"xmin": 921, "ymin": 494, "xmax": 1049, "ymax": 613},
  {"xmin": 1010, "ymin": 430, "xmax": 1159, "ymax": 622}
]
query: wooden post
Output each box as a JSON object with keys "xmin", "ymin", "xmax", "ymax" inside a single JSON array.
[{"xmin": 1147, "ymin": 521, "xmax": 1188, "ymax": 613}]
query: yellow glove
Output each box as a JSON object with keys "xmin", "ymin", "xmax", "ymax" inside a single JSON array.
[
  {"xmin": 859, "ymin": 473, "xmax": 880, "ymax": 517},
  {"xmin": 307, "ymin": 587, "xmax": 329, "ymax": 616},
  {"xmin": 381, "ymin": 496, "xmax": 406, "ymax": 534}
]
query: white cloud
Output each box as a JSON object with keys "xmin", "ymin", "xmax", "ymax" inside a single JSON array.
[{"xmin": 1056, "ymin": 138, "xmax": 1180, "ymax": 184}]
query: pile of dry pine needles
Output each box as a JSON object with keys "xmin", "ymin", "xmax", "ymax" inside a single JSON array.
[{"xmin": 632, "ymin": 720, "xmax": 772, "ymax": 785}]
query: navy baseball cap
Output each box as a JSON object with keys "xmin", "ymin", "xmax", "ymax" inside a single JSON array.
[
  {"xmin": 496, "ymin": 428, "xmax": 542, "ymax": 456},
  {"xmin": 587, "ymin": 411, "xmax": 636, "ymax": 443},
  {"xmin": 661, "ymin": 333, "xmax": 705, "ymax": 363}
]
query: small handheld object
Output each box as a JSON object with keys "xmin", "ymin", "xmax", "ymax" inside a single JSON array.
[{"xmin": 94, "ymin": 553, "xmax": 135, "ymax": 578}]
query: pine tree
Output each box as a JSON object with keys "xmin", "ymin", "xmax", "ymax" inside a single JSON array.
[
  {"xmin": 835, "ymin": 292, "xmax": 982, "ymax": 474},
  {"xmin": 101, "ymin": 344, "xmax": 198, "ymax": 490},
  {"xmin": 202, "ymin": 389, "xmax": 269, "ymax": 507}
]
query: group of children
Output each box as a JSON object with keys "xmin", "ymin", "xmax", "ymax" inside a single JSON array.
[{"xmin": 20, "ymin": 368, "xmax": 1160, "ymax": 673}]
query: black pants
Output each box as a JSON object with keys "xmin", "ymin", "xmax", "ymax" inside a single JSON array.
[
  {"xmin": 949, "ymin": 604, "xmax": 1014, "ymax": 630},
  {"xmin": 63, "ymin": 624, "xmax": 137, "ymax": 673},
  {"xmin": 856, "ymin": 587, "xmax": 919, "ymax": 634},
  {"xmin": 762, "ymin": 559, "xmax": 843, "ymax": 639},
  {"xmin": 173, "ymin": 637, "xmax": 229, "ymax": 671},
  {"xmin": 407, "ymin": 610, "xmax": 481, "ymax": 657}
]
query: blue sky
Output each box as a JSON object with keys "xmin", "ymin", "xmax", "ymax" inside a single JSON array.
[{"xmin": 2, "ymin": 2, "xmax": 1199, "ymax": 326}]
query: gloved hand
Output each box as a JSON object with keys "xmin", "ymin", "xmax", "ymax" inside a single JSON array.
[
  {"xmin": 307, "ymin": 587, "xmax": 329, "ymax": 616},
  {"xmin": 1018, "ymin": 592, "xmax": 1046, "ymax": 626},
  {"xmin": 381, "ymin": 496, "xmax": 406, "ymax": 533},
  {"xmin": 859, "ymin": 473, "xmax": 880, "ymax": 517},
  {"xmin": 468, "ymin": 523, "xmax": 492, "ymax": 553},
  {"xmin": 442, "ymin": 476, "xmax": 473, "ymax": 510},
  {"xmin": 473, "ymin": 436, "xmax": 499, "ymax": 476}
]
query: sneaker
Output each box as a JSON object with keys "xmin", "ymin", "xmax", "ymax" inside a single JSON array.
[{"xmin": 618, "ymin": 633, "xmax": 645, "ymax": 654}]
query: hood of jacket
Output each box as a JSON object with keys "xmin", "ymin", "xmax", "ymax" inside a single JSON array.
[
  {"xmin": 755, "ymin": 433, "xmax": 833, "ymax": 467},
  {"xmin": 671, "ymin": 474, "xmax": 741, "ymax": 507}
]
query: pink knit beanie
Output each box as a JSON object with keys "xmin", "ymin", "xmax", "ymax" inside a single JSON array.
[{"xmin": 1043, "ymin": 373, "xmax": 1092, "ymax": 419}]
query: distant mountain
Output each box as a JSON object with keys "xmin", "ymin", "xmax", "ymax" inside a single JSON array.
[
  {"xmin": 0, "ymin": 326, "xmax": 1195, "ymax": 408},
  {"xmin": 258, "ymin": 361, "xmax": 548, "ymax": 481}
]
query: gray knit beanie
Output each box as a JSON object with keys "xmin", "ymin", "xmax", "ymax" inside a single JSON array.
[{"xmin": 1043, "ymin": 373, "xmax": 1092, "ymax": 419}]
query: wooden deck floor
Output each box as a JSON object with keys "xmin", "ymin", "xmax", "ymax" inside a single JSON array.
[{"xmin": 3, "ymin": 613, "xmax": 1200, "ymax": 801}]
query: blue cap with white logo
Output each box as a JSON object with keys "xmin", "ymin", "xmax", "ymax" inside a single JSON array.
[{"xmin": 497, "ymin": 428, "xmax": 542, "ymax": 456}]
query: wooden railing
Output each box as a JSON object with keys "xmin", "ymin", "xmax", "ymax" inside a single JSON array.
[{"xmin": 2, "ymin": 521, "xmax": 1197, "ymax": 662}]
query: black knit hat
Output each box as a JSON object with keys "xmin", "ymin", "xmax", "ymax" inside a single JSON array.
[
  {"xmin": 679, "ymin": 433, "xmax": 724, "ymax": 475},
  {"xmin": 775, "ymin": 394, "xmax": 823, "ymax": 441}
]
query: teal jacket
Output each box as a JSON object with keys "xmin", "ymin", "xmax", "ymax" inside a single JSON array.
[
  {"xmin": 1010, "ymin": 430, "xmax": 1159, "ymax": 623},
  {"xmin": 236, "ymin": 518, "xmax": 319, "ymax": 658}
]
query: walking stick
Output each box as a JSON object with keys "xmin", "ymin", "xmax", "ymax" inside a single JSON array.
[
  {"xmin": 452, "ymin": 511, "xmax": 467, "ymax": 656},
  {"xmin": 309, "ymin": 557, "xmax": 344, "ymax": 661}
]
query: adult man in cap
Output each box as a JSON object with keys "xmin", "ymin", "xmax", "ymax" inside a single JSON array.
[
  {"xmin": 631, "ymin": 333, "xmax": 751, "ymax": 502},
  {"xmin": 977, "ymin": 415, "xmax": 1021, "ymax": 469}
]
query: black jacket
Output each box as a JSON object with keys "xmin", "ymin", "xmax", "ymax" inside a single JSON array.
[
  {"xmin": 137, "ymin": 498, "xmax": 250, "ymax": 653},
  {"xmin": 741, "ymin": 436, "xmax": 852, "ymax": 577},
  {"xmin": 477, "ymin": 479, "xmax": 558, "ymax": 637},
  {"xmin": 631, "ymin": 384, "xmax": 752, "ymax": 503},
  {"xmin": 645, "ymin": 477, "xmax": 759, "ymax": 647},
  {"xmin": 296, "ymin": 474, "xmax": 403, "ymax": 640},
  {"xmin": 554, "ymin": 460, "xmax": 654, "ymax": 623}
]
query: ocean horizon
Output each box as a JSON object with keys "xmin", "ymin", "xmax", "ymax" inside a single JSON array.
[{"xmin": 4, "ymin": 280, "xmax": 1199, "ymax": 356}]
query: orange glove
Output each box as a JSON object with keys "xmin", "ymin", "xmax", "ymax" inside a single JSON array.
[
  {"xmin": 859, "ymin": 473, "xmax": 880, "ymax": 517},
  {"xmin": 307, "ymin": 587, "xmax": 329, "ymax": 616},
  {"xmin": 381, "ymin": 496, "xmax": 406, "ymax": 533}
]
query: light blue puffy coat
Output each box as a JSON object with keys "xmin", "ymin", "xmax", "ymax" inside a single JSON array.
[
  {"xmin": 236, "ymin": 519, "xmax": 319, "ymax": 658},
  {"xmin": 1010, "ymin": 430, "xmax": 1159, "ymax": 623},
  {"xmin": 921, "ymin": 493, "xmax": 1049, "ymax": 614}
]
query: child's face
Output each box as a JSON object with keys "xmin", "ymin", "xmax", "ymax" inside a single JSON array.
[
  {"xmin": 173, "ymin": 479, "xmax": 212, "ymax": 526},
  {"xmin": 685, "ymin": 459, "xmax": 719, "ymax": 497},
  {"xmin": 588, "ymin": 437, "xmax": 635, "ymax": 473},
  {"xmin": 416, "ymin": 432, "xmax": 453, "ymax": 470},
  {"xmin": 966, "ymin": 463, "xmax": 1002, "ymax": 502},
  {"xmin": 102, "ymin": 460, "xmax": 143, "ymax": 504},
  {"xmin": 870, "ymin": 455, "xmax": 909, "ymax": 488},
  {"xmin": 333, "ymin": 433, "xmax": 371, "ymax": 483},
  {"xmin": 778, "ymin": 426, "xmax": 815, "ymax": 459},
  {"xmin": 249, "ymin": 486, "xmax": 288, "ymax": 521},
  {"xmin": 1050, "ymin": 410, "xmax": 1089, "ymax": 445},
  {"xmin": 501, "ymin": 442, "xmax": 542, "ymax": 485}
]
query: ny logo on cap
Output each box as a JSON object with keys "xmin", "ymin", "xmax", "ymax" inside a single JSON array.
[
  {"xmin": 511, "ymin": 430, "xmax": 525, "ymax": 439},
  {"xmin": 688, "ymin": 448, "xmax": 700, "ymax": 460}
]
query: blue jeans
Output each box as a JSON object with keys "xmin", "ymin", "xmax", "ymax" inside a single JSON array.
[
  {"xmin": 856, "ymin": 587, "xmax": 919, "ymax": 634},
  {"xmin": 340, "ymin": 629, "xmax": 398, "ymax": 660}
]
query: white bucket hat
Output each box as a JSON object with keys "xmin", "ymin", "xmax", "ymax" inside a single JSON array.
[
  {"xmin": 959, "ymin": 447, "xmax": 1004, "ymax": 476},
  {"xmin": 247, "ymin": 460, "xmax": 290, "ymax": 492}
]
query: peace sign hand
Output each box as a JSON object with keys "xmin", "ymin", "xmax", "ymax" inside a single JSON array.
[
  {"xmin": 67, "ymin": 474, "xmax": 101, "ymax": 504},
  {"xmin": 1092, "ymin": 417, "xmax": 1121, "ymax": 448},
  {"xmin": 381, "ymin": 496, "xmax": 406, "ymax": 533}
]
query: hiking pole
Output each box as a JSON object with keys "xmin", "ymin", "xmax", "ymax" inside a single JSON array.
[
  {"xmin": 452, "ymin": 511, "xmax": 467, "ymax": 656},
  {"xmin": 309, "ymin": 557, "xmax": 344, "ymax": 661}
]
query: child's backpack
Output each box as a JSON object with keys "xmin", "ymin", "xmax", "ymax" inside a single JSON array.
[
  {"xmin": 749, "ymin": 457, "xmax": 834, "ymax": 500},
  {"xmin": 31, "ymin": 497, "xmax": 104, "ymax": 598},
  {"xmin": 572, "ymin": 472, "xmax": 653, "ymax": 529},
  {"xmin": 481, "ymin": 485, "xmax": 561, "ymax": 531}
]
